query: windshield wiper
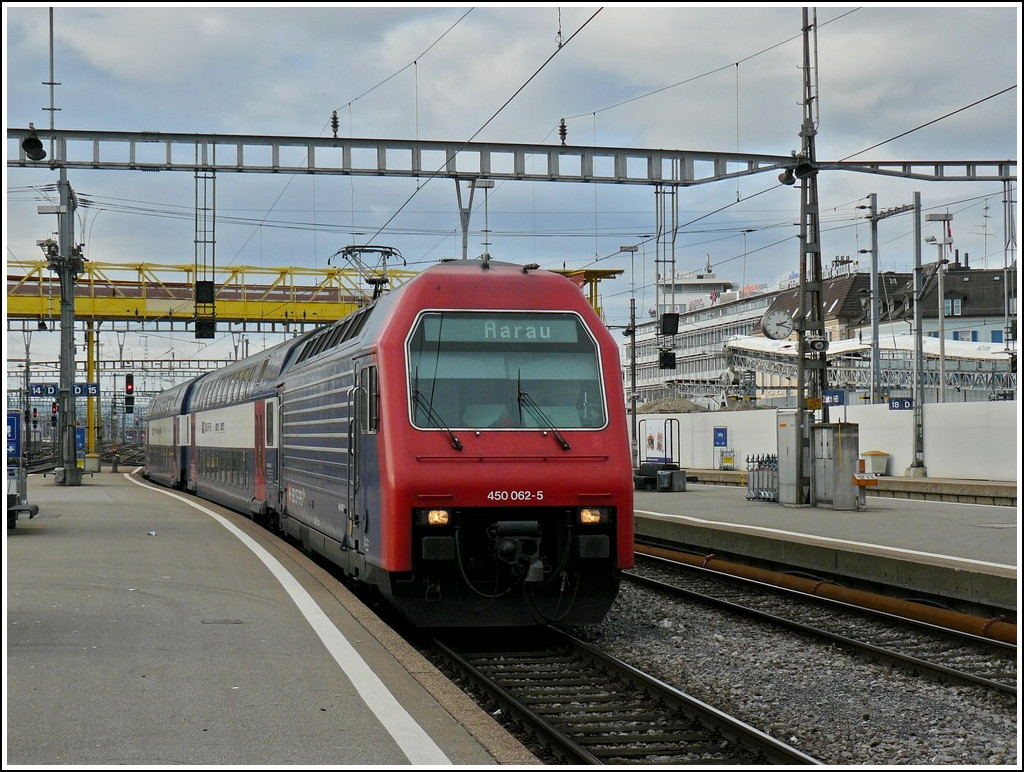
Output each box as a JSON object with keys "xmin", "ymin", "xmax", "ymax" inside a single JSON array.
[
  {"xmin": 413, "ymin": 384, "xmax": 463, "ymax": 451},
  {"xmin": 517, "ymin": 375, "xmax": 571, "ymax": 451}
]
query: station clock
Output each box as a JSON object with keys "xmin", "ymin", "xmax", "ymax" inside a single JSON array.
[{"xmin": 761, "ymin": 309, "xmax": 795, "ymax": 340}]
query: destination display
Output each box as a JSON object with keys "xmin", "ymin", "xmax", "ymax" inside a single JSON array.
[{"xmin": 418, "ymin": 313, "xmax": 580, "ymax": 344}]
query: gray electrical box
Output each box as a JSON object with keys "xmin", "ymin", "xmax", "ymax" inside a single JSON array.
[
  {"xmin": 776, "ymin": 408, "xmax": 805, "ymax": 505},
  {"xmin": 812, "ymin": 422, "xmax": 861, "ymax": 510}
]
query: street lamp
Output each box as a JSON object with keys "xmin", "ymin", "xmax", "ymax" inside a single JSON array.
[
  {"xmin": 925, "ymin": 212, "xmax": 953, "ymax": 403},
  {"xmin": 620, "ymin": 245, "xmax": 640, "ymax": 469}
]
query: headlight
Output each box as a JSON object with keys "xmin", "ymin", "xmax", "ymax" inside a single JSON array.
[
  {"xmin": 416, "ymin": 508, "xmax": 451, "ymax": 526},
  {"xmin": 578, "ymin": 507, "xmax": 609, "ymax": 525}
]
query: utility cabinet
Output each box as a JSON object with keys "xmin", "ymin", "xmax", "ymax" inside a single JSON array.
[
  {"xmin": 812, "ymin": 422, "xmax": 861, "ymax": 510},
  {"xmin": 775, "ymin": 409, "xmax": 806, "ymax": 505}
]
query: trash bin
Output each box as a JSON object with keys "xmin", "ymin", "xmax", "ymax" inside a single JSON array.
[
  {"xmin": 859, "ymin": 451, "xmax": 889, "ymax": 475},
  {"xmin": 657, "ymin": 469, "xmax": 687, "ymax": 492}
]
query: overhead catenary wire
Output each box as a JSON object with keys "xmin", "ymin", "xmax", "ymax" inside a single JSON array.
[{"xmin": 362, "ymin": 9, "xmax": 604, "ymax": 248}]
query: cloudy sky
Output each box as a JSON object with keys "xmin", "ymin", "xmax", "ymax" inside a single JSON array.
[{"xmin": 4, "ymin": 3, "xmax": 1020, "ymax": 372}]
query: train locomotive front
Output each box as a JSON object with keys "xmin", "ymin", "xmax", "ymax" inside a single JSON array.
[
  {"xmin": 146, "ymin": 259, "xmax": 634, "ymax": 628},
  {"xmin": 340, "ymin": 260, "xmax": 634, "ymax": 626}
]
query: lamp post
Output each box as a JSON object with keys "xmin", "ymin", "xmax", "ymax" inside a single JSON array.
[
  {"xmin": 620, "ymin": 245, "xmax": 640, "ymax": 469},
  {"xmin": 857, "ymin": 195, "xmax": 914, "ymax": 403},
  {"xmin": 925, "ymin": 212, "xmax": 953, "ymax": 403},
  {"xmin": 907, "ymin": 199, "xmax": 950, "ymax": 475},
  {"xmin": 909, "ymin": 193, "xmax": 926, "ymax": 476},
  {"xmin": 862, "ymin": 194, "xmax": 881, "ymax": 404}
]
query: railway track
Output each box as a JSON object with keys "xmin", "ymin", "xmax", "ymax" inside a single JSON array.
[
  {"xmin": 626, "ymin": 551, "xmax": 1017, "ymax": 697},
  {"xmin": 24, "ymin": 452, "xmax": 57, "ymax": 475},
  {"xmin": 429, "ymin": 627, "xmax": 820, "ymax": 765},
  {"xmin": 19, "ymin": 445, "xmax": 145, "ymax": 476}
]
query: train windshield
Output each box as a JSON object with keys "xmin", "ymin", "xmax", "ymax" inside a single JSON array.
[{"xmin": 407, "ymin": 311, "xmax": 607, "ymax": 430}]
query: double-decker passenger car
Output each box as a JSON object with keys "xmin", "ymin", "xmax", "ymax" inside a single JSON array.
[{"xmin": 146, "ymin": 259, "xmax": 634, "ymax": 626}]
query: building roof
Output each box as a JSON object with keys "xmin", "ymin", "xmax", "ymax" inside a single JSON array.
[
  {"xmin": 726, "ymin": 333, "xmax": 1014, "ymax": 362},
  {"xmin": 758, "ymin": 263, "xmax": 1015, "ymax": 331}
]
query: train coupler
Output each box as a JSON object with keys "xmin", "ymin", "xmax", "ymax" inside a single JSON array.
[{"xmin": 424, "ymin": 576, "xmax": 442, "ymax": 602}]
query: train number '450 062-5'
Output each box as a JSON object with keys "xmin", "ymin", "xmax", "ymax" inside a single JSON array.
[{"xmin": 486, "ymin": 490, "xmax": 544, "ymax": 502}]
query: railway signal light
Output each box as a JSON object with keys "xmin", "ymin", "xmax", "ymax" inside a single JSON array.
[
  {"xmin": 125, "ymin": 373, "xmax": 134, "ymax": 394},
  {"xmin": 22, "ymin": 131, "xmax": 47, "ymax": 162},
  {"xmin": 51, "ymin": 401, "xmax": 58, "ymax": 414}
]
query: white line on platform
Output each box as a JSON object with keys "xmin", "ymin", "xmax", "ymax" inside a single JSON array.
[{"xmin": 127, "ymin": 472, "xmax": 451, "ymax": 766}]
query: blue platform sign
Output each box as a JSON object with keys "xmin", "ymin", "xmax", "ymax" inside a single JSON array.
[
  {"xmin": 823, "ymin": 389, "xmax": 846, "ymax": 406},
  {"xmin": 8, "ymin": 410, "xmax": 22, "ymax": 458},
  {"xmin": 888, "ymin": 397, "xmax": 914, "ymax": 410},
  {"xmin": 30, "ymin": 382, "xmax": 58, "ymax": 397},
  {"xmin": 73, "ymin": 382, "xmax": 100, "ymax": 397},
  {"xmin": 713, "ymin": 426, "xmax": 728, "ymax": 448}
]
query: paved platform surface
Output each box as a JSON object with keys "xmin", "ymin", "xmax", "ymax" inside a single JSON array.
[
  {"xmin": 634, "ymin": 478, "xmax": 1018, "ymax": 614},
  {"xmin": 5, "ymin": 470, "xmax": 539, "ymax": 767}
]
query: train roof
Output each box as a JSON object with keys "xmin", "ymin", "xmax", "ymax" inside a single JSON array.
[
  {"xmin": 148, "ymin": 374, "xmax": 208, "ymax": 419},
  {"xmin": 151, "ymin": 257, "xmax": 604, "ymax": 414},
  {"xmin": 184, "ymin": 331, "xmax": 312, "ymax": 411}
]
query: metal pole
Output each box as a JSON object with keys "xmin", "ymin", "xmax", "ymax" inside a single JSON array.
[
  {"xmin": 87, "ymin": 322, "xmax": 96, "ymax": 453},
  {"xmin": 620, "ymin": 245, "xmax": 640, "ymax": 468},
  {"xmin": 95, "ymin": 326, "xmax": 103, "ymax": 446},
  {"xmin": 937, "ymin": 250, "xmax": 946, "ymax": 403},
  {"xmin": 925, "ymin": 212, "xmax": 953, "ymax": 403},
  {"xmin": 23, "ymin": 333, "xmax": 32, "ymax": 457},
  {"xmin": 860, "ymin": 198, "xmax": 916, "ymax": 404},
  {"xmin": 868, "ymin": 194, "xmax": 880, "ymax": 403},
  {"xmin": 909, "ymin": 192, "xmax": 926, "ymax": 476},
  {"xmin": 53, "ymin": 167, "xmax": 84, "ymax": 485},
  {"xmin": 455, "ymin": 181, "xmax": 469, "ymax": 260},
  {"xmin": 792, "ymin": 7, "xmax": 825, "ymax": 506},
  {"xmin": 1002, "ymin": 179, "xmax": 1016, "ymax": 360}
]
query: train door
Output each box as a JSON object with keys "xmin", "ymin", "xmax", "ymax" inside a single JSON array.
[
  {"xmin": 346, "ymin": 362, "xmax": 379, "ymax": 550},
  {"xmin": 254, "ymin": 400, "xmax": 266, "ymax": 507},
  {"xmin": 172, "ymin": 415, "xmax": 180, "ymax": 487},
  {"xmin": 188, "ymin": 412, "xmax": 198, "ymax": 492},
  {"xmin": 263, "ymin": 398, "xmax": 280, "ymax": 513},
  {"xmin": 345, "ymin": 384, "xmax": 361, "ymax": 549}
]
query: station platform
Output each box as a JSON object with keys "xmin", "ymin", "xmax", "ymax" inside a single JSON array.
[
  {"xmin": 5, "ymin": 470, "xmax": 539, "ymax": 767},
  {"xmin": 687, "ymin": 468, "xmax": 1017, "ymax": 507},
  {"xmin": 634, "ymin": 476, "xmax": 1019, "ymax": 619}
]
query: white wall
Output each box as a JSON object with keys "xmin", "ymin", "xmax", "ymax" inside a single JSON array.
[{"xmin": 634, "ymin": 400, "xmax": 1019, "ymax": 482}]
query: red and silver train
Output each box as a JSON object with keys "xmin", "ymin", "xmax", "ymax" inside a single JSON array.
[{"xmin": 145, "ymin": 259, "xmax": 634, "ymax": 627}]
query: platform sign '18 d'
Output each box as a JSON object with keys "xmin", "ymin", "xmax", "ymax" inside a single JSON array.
[{"xmin": 888, "ymin": 397, "xmax": 914, "ymax": 410}]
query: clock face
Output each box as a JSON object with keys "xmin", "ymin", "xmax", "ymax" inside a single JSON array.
[{"xmin": 762, "ymin": 309, "xmax": 794, "ymax": 340}]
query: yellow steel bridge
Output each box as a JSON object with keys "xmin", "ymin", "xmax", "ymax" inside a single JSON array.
[{"xmin": 6, "ymin": 258, "xmax": 621, "ymax": 327}]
